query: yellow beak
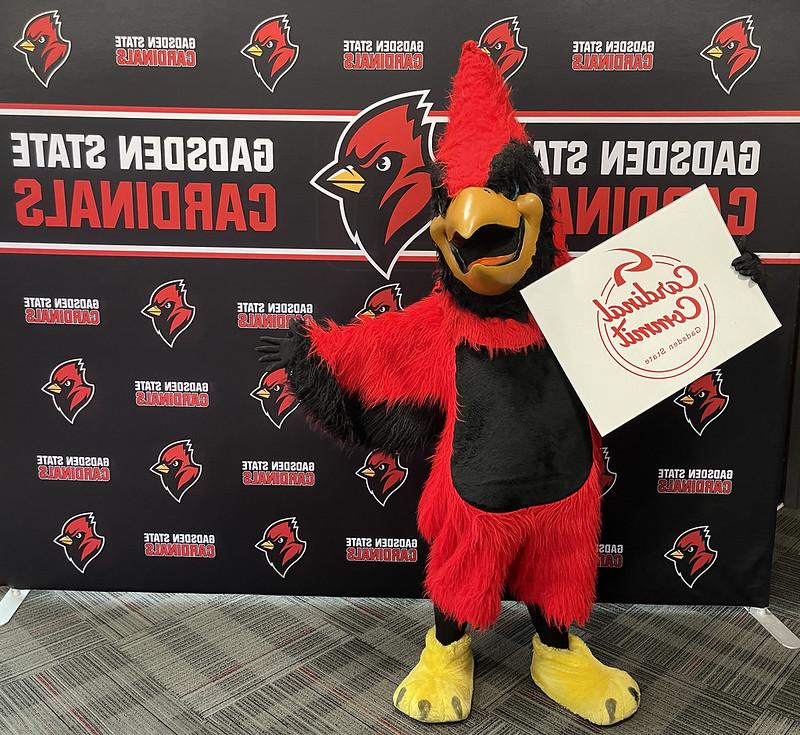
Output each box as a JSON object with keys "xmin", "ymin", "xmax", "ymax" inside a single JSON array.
[
  {"xmin": 145, "ymin": 305, "xmax": 161, "ymax": 317},
  {"xmin": 153, "ymin": 463, "xmax": 170, "ymax": 474},
  {"xmin": 430, "ymin": 188, "xmax": 543, "ymax": 296},
  {"xmin": 668, "ymin": 549, "xmax": 684, "ymax": 560},
  {"xmin": 244, "ymin": 44, "xmax": 262, "ymax": 58},
  {"xmin": 678, "ymin": 395, "xmax": 695, "ymax": 407},
  {"xmin": 45, "ymin": 383, "xmax": 62, "ymax": 394},
  {"xmin": 255, "ymin": 387, "xmax": 270, "ymax": 398},
  {"xmin": 326, "ymin": 165, "xmax": 365, "ymax": 193},
  {"xmin": 357, "ymin": 309, "xmax": 375, "ymax": 319},
  {"xmin": 259, "ymin": 540, "xmax": 274, "ymax": 550},
  {"xmin": 443, "ymin": 187, "xmax": 522, "ymax": 241},
  {"xmin": 358, "ymin": 466, "xmax": 376, "ymax": 478},
  {"xmin": 704, "ymin": 45, "xmax": 723, "ymax": 59},
  {"xmin": 16, "ymin": 39, "xmax": 35, "ymax": 53},
  {"xmin": 57, "ymin": 535, "xmax": 73, "ymax": 546}
]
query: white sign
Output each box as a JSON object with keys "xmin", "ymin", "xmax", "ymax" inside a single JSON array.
[{"xmin": 522, "ymin": 185, "xmax": 780, "ymax": 435}]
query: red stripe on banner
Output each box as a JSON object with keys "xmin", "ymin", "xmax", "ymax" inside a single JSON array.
[
  {"xmin": 0, "ymin": 246, "xmax": 439, "ymax": 261},
  {"xmin": 1, "ymin": 103, "xmax": 800, "ymax": 118},
  {"xmin": 0, "ymin": 246, "xmax": 796, "ymax": 264}
]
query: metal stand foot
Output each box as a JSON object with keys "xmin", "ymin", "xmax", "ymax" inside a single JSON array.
[
  {"xmin": 746, "ymin": 607, "xmax": 800, "ymax": 649},
  {"xmin": 0, "ymin": 588, "xmax": 30, "ymax": 626}
]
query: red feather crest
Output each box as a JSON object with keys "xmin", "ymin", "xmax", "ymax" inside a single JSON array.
[{"xmin": 435, "ymin": 40, "xmax": 527, "ymax": 196}]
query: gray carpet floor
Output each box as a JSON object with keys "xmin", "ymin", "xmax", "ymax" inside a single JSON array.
[{"xmin": 1, "ymin": 509, "xmax": 799, "ymax": 735}]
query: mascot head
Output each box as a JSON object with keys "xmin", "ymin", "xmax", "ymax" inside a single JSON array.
[{"xmin": 430, "ymin": 41, "xmax": 564, "ymax": 318}]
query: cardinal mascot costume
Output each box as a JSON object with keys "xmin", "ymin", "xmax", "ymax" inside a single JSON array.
[{"xmin": 257, "ymin": 40, "xmax": 763, "ymax": 726}]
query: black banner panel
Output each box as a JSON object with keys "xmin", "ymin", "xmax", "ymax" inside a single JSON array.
[{"xmin": 0, "ymin": 0, "xmax": 798, "ymax": 608}]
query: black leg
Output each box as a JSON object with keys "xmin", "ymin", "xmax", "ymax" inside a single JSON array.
[
  {"xmin": 434, "ymin": 605, "xmax": 467, "ymax": 645},
  {"xmin": 528, "ymin": 604, "xmax": 569, "ymax": 649}
]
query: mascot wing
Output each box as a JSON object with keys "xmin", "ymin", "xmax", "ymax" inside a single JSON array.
[{"xmin": 286, "ymin": 292, "xmax": 447, "ymax": 452}]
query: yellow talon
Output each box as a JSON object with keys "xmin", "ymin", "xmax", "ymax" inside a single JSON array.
[
  {"xmin": 530, "ymin": 633, "xmax": 640, "ymax": 726},
  {"xmin": 393, "ymin": 627, "xmax": 474, "ymax": 723}
]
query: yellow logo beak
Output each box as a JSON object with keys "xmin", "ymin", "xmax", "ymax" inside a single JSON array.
[{"xmin": 326, "ymin": 165, "xmax": 365, "ymax": 194}]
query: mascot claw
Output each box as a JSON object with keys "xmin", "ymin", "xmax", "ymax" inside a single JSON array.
[
  {"xmin": 393, "ymin": 628, "xmax": 474, "ymax": 723},
  {"xmin": 531, "ymin": 634, "xmax": 640, "ymax": 726}
]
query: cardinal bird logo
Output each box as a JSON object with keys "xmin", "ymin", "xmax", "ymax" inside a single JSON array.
[
  {"xmin": 479, "ymin": 17, "xmax": 528, "ymax": 81},
  {"xmin": 255, "ymin": 517, "xmax": 307, "ymax": 577},
  {"xmin": 14, "ymin": 10, "xmax": 71, "ymax": 88},
  {"xmin": 600, "ymin": 446, "xmax": 617, "ymax": 497},
  {"xmin": 356, "ymin": 450, "xmax": 408, "ymax": 506},
  {"xmin": 141, "ymin": 280, "xmax": 196, "ymax": 347},
  {"xmin": 674, "ymin": 370, "xmax": 729, "ymax": 436},
  {"xmin": 701, "ymin": 16, "xmax": 761, "ymax": 94},
  {"xmin": 150, "ymin": 439, "xmax": 202, "ymax": 503},
  {"xmin": 241, "ymin": 15, "xmax": 298, "ymax": 92},
  {"xmin": 250, "ymin": 367, "xmax": 300, "ymax": 428},
  {"xmin": 41, "ymin": 358, "xmax": 95, "ymax": 423},
  {"xmin": 54, "ymin": 512, "xmax": 105, "ymax": 573},
  {"xmin": 356, "ymin": 283, "xmax": 403, "ymax": 320},
  {"xmin": 665, "ymin": 526, "xmax": 718, "ymax": 588},
  {"xmin": 311, "ymin": 91, "xmax": 435, "ymax": 278}
]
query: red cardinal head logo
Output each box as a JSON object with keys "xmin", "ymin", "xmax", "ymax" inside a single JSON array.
[
  {"xmin": 311, "ymin": 91, "xmax": 434, "ymax": 278},
  {"xmin": 14, "ymin": 11, "xmax": 71, "ymax": 88},
  {"xmin": 665, "ymin": 526, "xmax": 718, "ymax": 588},
  {"xmin": 42, "ymin": 358, "xmax": 94, "ymax": 423},
  {"xmin": 150, "ymin": 440, "xmax": 202, "ymax": 503},
  {"xmin": 356, "ymin": 450, "xmax": 408, "ymax": 506},
  {"xmin": 479, "ymin": 17, "xmax": 528, "ymax": 80},
  {"xmin": 674, "ymin": 370, "xmax": 729, "ymax": 436},
  {"xmin": 600, "ymin": 446, "xmax": 617, "ymax": 497},
  {"xmin": 250, "ymin": 367, "xmax": 299, "ymax": 428},
  {"xmin": 256, "ymin": 517, "xmax": 307, "ymax": 577},
  {"xmin": 142, "ymin": 280, "xmax": 195, "ymax": 347},
  {"xmin": 241, "ymin": 15, "xmax": 298, "ymax": 92},
  {"xmin": 54, "ymin": 512, "xmax": 105, "ymax": 573},
  {"xmin": 356, "ymin": 284, "xmax": 403, "ymax": 320},
  {"xmin": 701, "ymin": 16, "xmax": 761, "ymax": 94}
]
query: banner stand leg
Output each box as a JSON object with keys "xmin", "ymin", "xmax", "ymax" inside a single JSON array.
[
  {"xmin": 0, "ymin": 588, "xmax": 30, "ymax": 626},
  {"xmin": 746, "ymin": 607, "xmax": 800, "ymax": 649}
]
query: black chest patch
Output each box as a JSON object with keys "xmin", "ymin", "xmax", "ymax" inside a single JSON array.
[{"xmin": 451, "ymin": 344, "xmax": 592, "ymax": 512}]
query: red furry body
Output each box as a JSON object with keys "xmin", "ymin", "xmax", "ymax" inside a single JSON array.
[{"xmin": 307, "ymin": 227, "xmax": 601, "ymax": 630}]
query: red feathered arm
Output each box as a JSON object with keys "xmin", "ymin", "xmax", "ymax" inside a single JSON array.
[{"xmin": 286, "ymin": 292, "xmax": 448, "ymax": 452}]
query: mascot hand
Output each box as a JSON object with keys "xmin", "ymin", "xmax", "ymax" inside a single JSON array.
[
  {"xmin": 256, "ymin": 318, "xmax": 304, "ymax": 369},
  {"xmin": 731, "ymin": 235, "xmax": 764, "ymax": 285}
]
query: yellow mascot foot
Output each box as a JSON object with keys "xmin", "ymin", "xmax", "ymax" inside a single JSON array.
[
  {"xmin": 530, "ymin": 634, "xmax": 640, "ymax": 726},
  {"xmin": 393, "ymin": 627, "xmax": 474, "ymax": 723}
]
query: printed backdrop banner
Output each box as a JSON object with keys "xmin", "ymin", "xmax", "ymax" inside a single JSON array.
[{"xmin": 0, "ymin": 0, "xmax": 798, "ymax": 607}]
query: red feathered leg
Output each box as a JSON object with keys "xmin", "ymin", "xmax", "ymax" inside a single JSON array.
[{"xmin": 515, "ymin": 440, "xmax": 641, "ymax": 725}]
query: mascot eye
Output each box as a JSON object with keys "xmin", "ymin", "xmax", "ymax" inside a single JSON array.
[
  {"xmin": 265, "ymin": 40, "xmax": 275, "ymax": 49},
  {"xmin": 38, "ymin": 35, "xmax": 47, "ymax": 44},
  {"xmin": 727, "ymin": 41, "xmax": 736, "ymax": 49},
  {"xmin": 698, "ymin": 391, "xmax": 707, "ymax": 398},
  {"xmin": 376, "ymin": 155, "xmax": 392, "ymax": 172},
  {"xmin": 172, "ymin": 459, "xmax": 180, "ymax": 467},
  {"xmin": 164, "ymin": 301, "xmax": 173, "ymax": 310},
  {"xmin": 378, "ymin": 463, "xmax": 387, "ymax": 471},
  {"xmin": 494, "ymin": 42, "xmax": 503, "ymax": 50},
  {"xmin": 377, "ymin": 306, "xmax": 388, "ymax": 313},
  {"xmin": 274, "ymin": 384, "xmax": 282, "ymax": 392},
  {"xmin": 687, "ymin": 545, "xmax": 696, "ymax": 553},
  {"xmin": 277, "ymin": 536, "xmax": 286, "ymax": 544},
  {"xmin": 75, "ymin": 532, "xmax": 83, "ymax": 539},
  {"xmin": 64, "ymin": 379, "xmax": 72, "ymax": 387}
]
